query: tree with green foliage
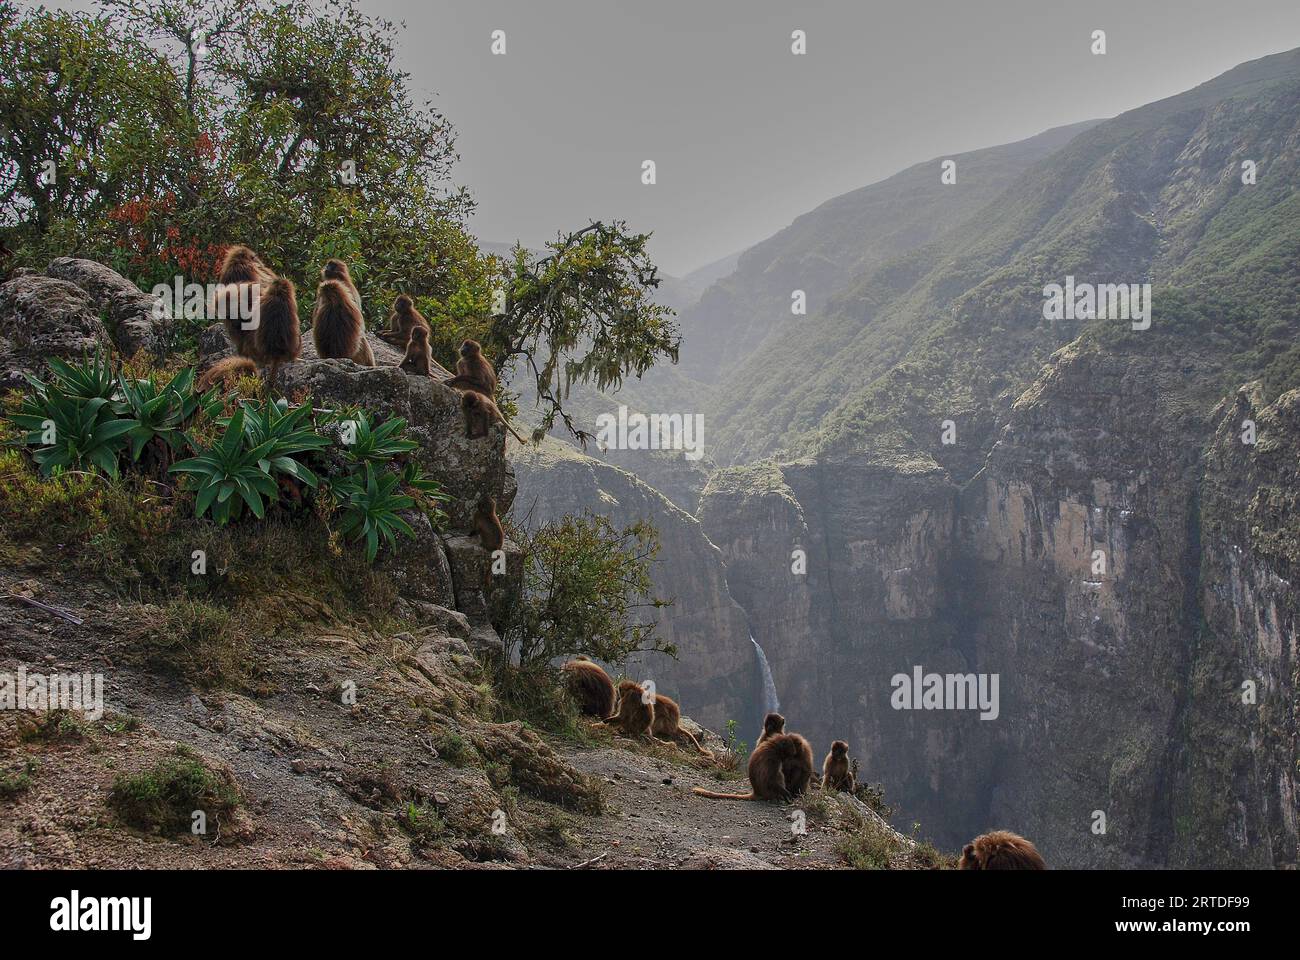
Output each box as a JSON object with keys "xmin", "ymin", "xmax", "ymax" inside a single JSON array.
[
  {"xmin": 494, "ymin": 221, "xmax": 679, "ymax": 444},
  {"xmin": 0, "ymin": 0, "xmax": 680, "ymax": 443},
  {"xmin": 503, "ymin": 513, "xmax": 675, "ymax": 669}
]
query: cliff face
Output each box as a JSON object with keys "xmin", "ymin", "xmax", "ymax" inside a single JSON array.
[
  {"xmin": 698, "ymin": 335, "xmax": 1299, "ymax": 867},
  {"xmin": 510, "ymin": 442, "xmax": 755, "ymax": 733},
  {"xmin": 1172, "ymin": 384, "xmax": 1300, "ymax": 867},
  {"xmin": 684, "ymin": 49, "xmax": 1300, "ymax": 867}
]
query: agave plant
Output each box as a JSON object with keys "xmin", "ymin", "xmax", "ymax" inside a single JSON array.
[
  {"xmin": 397, "ymin": 460, "xmax": 449, "ymax": 525},
  {"xmin": 332, "ymin": 408, "xmax": 418, "ymax": 466},
  {"xmin": 223, "ymin": 396, "xmax": 329, "ymax": 489},
  {"xmin": 334, "ymin": 462, "xmax": 417, "ymax": 562},
  {"xmin": 9, "ymin": 386, "xmax": 138, "ymax": 479},
  {"xmin": 118, "ymin": 367, "xmax": 209, "ymax": 462},
  {"xmin": 169, "ymin": 407, "xmax": 280, "ymax": 523},
  {"xmin": 24, "ymin": 352, "xmax": 120, "ymax": 406}
]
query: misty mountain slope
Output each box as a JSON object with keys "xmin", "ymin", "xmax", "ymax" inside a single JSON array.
[
  {"xmin": 706, "ymin": 48, "xmax": 1300, "ymax": 469},
  {"xmin": 672, "ymin": 119, "xmax": 1101, "ymax": 382},
  {"xmin": 696, "ymin": 48, "xmax": 1300, "ymax": 867}
]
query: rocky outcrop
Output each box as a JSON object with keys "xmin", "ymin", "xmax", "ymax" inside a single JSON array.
[
  {"xmin": 3, "ymin": 258, "xmax": 522, "ymax": 651},
  {"xmin": 46, "ymin": 257, "xmax": 169, "ymax": 359},
  {"xmin": 510, "ymin": 440, "xmax": 754, "ymax": 733},
  {"xmin": 0, "ymin": 272, "xmax": 110, "ymax": 389}
]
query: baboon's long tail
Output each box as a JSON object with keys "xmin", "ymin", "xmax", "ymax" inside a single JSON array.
[
  {"xmin": 677, "ymin": 729, "xmax": 714, "ymax": 758},
  {"xmin": 691, "ymin": 787, "xmax": 754, "ymax": 800},
  {"xmin": 197, "ymin": 356, "xmax": 257, "ymax": 392}
]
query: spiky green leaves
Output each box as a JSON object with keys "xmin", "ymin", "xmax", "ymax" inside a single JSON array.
[{"xmin": 333, "ymin": 462, "xmax": 416, "ymax": 563}]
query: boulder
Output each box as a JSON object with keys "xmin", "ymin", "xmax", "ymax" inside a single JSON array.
[
  {"xmin": 268, "ymin": 358, "xmax": 516, "ymax": 534},
  {"xmin": 442, "ymin": 534, "xmax": 523, "ymax": 636},
  {"xmin": 0, "ymin": 273, "xmax": 109, "ymax": 389},
  {"xmin": 46, "ymin": 257, "xmax": 168, "ymax": 358}
]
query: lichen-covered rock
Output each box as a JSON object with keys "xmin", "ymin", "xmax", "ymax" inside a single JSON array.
[
  {"xmin": 274, "ymin": 358, "xmax": 516, "ymax": 533},
  {"xmin": 0, "ymin": 273, "xmax": 109, "ymax": 388},
  {"xmin": 377, "ymin": 509, "xmax": 455, "ymax": 608},
  {"xmin": 45, "ymin": 257, "xmax": 168, "ymax": 358},
  {"xmin": 442, "ymin": 534, "xmax": 522, "ymax": 637}
]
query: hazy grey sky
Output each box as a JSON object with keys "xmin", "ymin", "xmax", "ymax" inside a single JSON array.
[
  {"xmin": 43, "ymin": 0, "xmax": 1300, "ymax": 275},
  {"xmin": 369, "ymin": 0, "xmax": 1300, "ymax": 275}
]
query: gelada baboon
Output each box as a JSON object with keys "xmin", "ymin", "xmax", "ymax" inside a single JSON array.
[
  {"xmin": 958, "ymin": 831, "xmax": 1047, "ymax": 870},
  {"xmin": 446, "ymin": 339, "xmax": 497, "ymax": 397},
  {"xmin": 473, "ymin": 495, "xmax": 504, "ymax": 553},
  {"xmin": 214, "ymin": 244, "xmax": 276, "ymax": 358},
  {"xmin": 312, "ymin": 279, "xmax": 374, "ymax": 366},
  {"xmin": 382, "ymin": 294, "xmax": 430, "ymax": 347},
  {"xmin": 321, "ymin": 258, "xmax": 362, "ymax": 314},
  {"xmin": 561, "ymin": 657, "xmax": 616, "ymax": 718},
  {"xmin": 399, "ymin": 324, "xmax": 433, "ymax": 376},
  {"xmin": 603, "ymin": 679, "xmax": 654, "ymax": 739},
  {"xmin": 822, "ymin": 740, "xmax": 853, "ymax": 792},
  {"xmin": 253, "ymin": 278, "xmax": 301, "ymax": 391},
  {"xmin": 462, "ymin": 391, "xmax": 527, "ymax": 444},
  {"xmin": 757, "ymin": 712, "xmax": 785, "ymax": 745},
  {"xmin": 472, "ymin": 495, "xmax": 504, "ymax": 588},
  {"xmin": 651, "ymin": 693, "xmax": 712, "ymax": 757},
  {"xmin": 693, "ymin": 732, "xmax": 814, "ymax": 802}
]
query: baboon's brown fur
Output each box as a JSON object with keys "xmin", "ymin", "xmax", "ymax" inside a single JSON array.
[
  {"xmin": 473, "ymin": 495, "xmax": 504, "ymax": 553},
  {"xmin": 312, "ymin": 279, "xmax": 373, "ymax": 365},
  {"xmin": 254, "ymin": 278, "xmax": 301, "ymax": 391},
  {"xmin": 693, "ymin": 732, "xmax": 814, "ymax": 802},
  {"xmin": 822, "ymin": 740, "xmax": 853, "ymax": 792},
  {"xmin": 561, "ymin": 657, "xmax": 616, "ymax": 718},
  {"xmin": 651, "ymin": 693, "xmax": 713, "ymax": 757},
  {"xmin": 399, "ymin": 324, "xmax": 433, "ymax": 376},
  {"xmin": 196, "ymin": 355, "xmax": 257, "ymax": 392},
  {"xmin": 603, "ymin": 679, "xmax": 654, "ymax": 739},
  {"xmin": 445, "ymin": 339, "xmax": 497, "ymax": 397},
  {"xmin": 214, "ymin": 244, "xmax": 275, "ymax": 358},
  {"xmin": 757, "ymin": 712, "xmax": 785, "ymax": 745},
  {"xmin": 382, "ymin": 294, "xmax": 430, "ymax": 347},
  {"xmin": 958, "ymin": 831, "xmax": 1047, "ymax": 870},
  {"xmin": 321, "ymin": 258, "xmax": 361, "ymax": 312},
  {"xmin": 462, "ymin": 390, "xmax": 527, "ymax": 443}
]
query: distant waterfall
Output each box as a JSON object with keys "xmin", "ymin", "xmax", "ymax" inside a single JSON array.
[{"xmin": 750, "ymin": 636, "xmax": 781, "ymax": 715}]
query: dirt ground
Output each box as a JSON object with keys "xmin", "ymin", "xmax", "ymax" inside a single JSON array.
[{"xmin": 0, "ymin": 556, "xmax": 921, "ymax": 871}]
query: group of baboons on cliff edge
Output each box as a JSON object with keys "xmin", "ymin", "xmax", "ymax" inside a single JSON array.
[
  {"xmin": 200, "ymin": 243, "xmax": 527, "ymax": 553},
  {"xmin": 200, "ymin": 244, "xmax": 527, "ymax": 444},
  {"xmin": 563, "ymin": 656, "xmax": 1046, "ymax": 870}
]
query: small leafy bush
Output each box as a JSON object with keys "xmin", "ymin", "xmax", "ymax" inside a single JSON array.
[
  {"xmin": 33, "ymin": 354, "xmax": 118, "ymax": 405},
  {"xmin": 334, "ymin": 407, "xmax": 419, "ymax": 466},
  {"xmin": 109, "ymin": 750, "xmax": 241, "ymax": 835},
  {"xmin": 10, "ymin": 387, "xmax": 137, "ymax": 479},
  {"xmin": 836, "ymin": 817, "xmax": 901, "ymax": 870},
  {"xmin": 118, "ymin": 366, "xmax": 216, "ymax": 463},
  {"xmin": 0, "ymin": 759, "xmax": 38, "ymax": 799},
  {"xmin": 170, "ymin": 406, "xmax": 283, "ymax": 523},
  {"xmin": 501, "ymin": 513, "xmax": 674, "ymax": 668},
  {"xmin": 399, "ymin": 802, "xmax": 446, "ymax": 843}
]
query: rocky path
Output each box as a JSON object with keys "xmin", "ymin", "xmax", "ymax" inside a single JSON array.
[{"xmin": 540, "ymin": 741, "xmax": 848, "ymax": 869}]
